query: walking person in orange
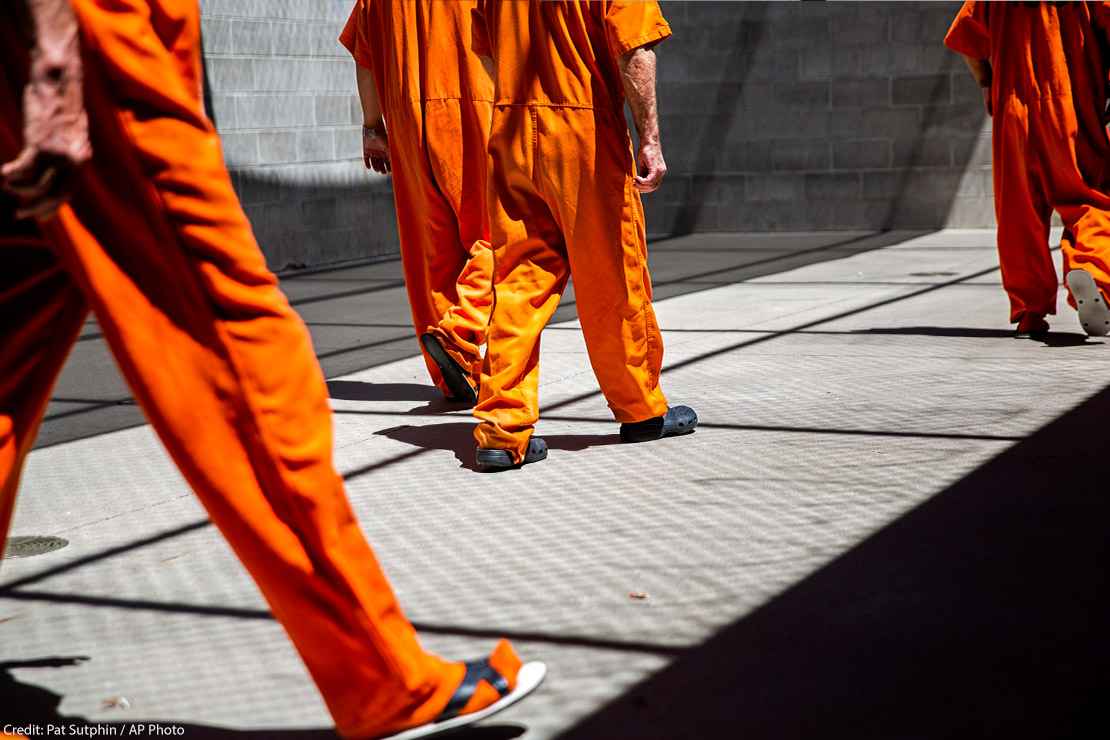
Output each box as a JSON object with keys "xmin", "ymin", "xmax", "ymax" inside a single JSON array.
[
  {"xmin": 340, "ymin": 0, "xmax": 495, "ymax": 405},
  {"xmin": 946, "ymin": 1, "xmax": 1110, "ymax": 337},
  {"xmin": 469, "ymin": 0, "xmax": 698, "ymax": 470},
  {"xmin": 0, "ymin": 1, "xmax": 542, "ymax": 737}
]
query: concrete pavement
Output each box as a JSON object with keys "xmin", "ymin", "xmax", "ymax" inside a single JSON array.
[{"xmin": 3, "ymin": 230, "xmax": 1108, "ymax": 739}]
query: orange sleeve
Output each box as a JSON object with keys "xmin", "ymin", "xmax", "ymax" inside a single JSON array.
[
  {"xmin": 944, "ymin": 0, "xmax": 991, "ymax": 60},
  {"xmin": 471, "ymin": 0, "xmax": 492, "ymax": 58},
  {"xmin": 339, "ymin": 0, "xmax": 374, "ymax": 70},
  {"xmin": 603, "ymin": 0, "xmax": 672, "ymax": 60}
]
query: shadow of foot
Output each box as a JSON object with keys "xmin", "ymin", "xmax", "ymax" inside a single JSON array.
[
  {"xmin": 855, "ymin": 326, "xmax": 1095, "ymax": 346},
  {"xmin": 327, "ymin": 380, "xmax": 441, "ymax": 403},
  {"xmin": 377, "ymin": 422, "xmax": 624, "ymax": 471},
  {"xmin": 1037, "ymin": 331, "xmax": 1099, "ymax": 347}
]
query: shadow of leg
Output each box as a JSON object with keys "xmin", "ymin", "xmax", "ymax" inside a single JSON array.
[{"xmin": 326, "ymin": 380, "xmax": 442, "ymax": 403}]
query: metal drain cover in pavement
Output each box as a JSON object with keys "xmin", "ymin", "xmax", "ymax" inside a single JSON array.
[{"xmin": 3, "ymin": 535, "xmax": 69, "ymax": 559}]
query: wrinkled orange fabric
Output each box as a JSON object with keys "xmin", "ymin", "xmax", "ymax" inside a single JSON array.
[
  {"xmin": 946, "ymin": 1, "xmax": 1110, "ymax": 322},
  {"xmin": 0, "ymin": 1, "xmax": 482, "ymax": 736},
  {"xmin": 472, "ymin": 0, "xmax": 672, "ymax": 462},
  {"xmin": 340, "ymin": 0, "xmax": 494, "ymax": 390}
]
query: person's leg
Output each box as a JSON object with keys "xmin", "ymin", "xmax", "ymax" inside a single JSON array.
[
  {"xmin": 0, "ymin": 21, "xmax": 91, "ymax": 565},
  {"xmin": 539, "ymin": 108, "xmax": 669, "ymax": 424},
  {"xmin": 992, "ymin": 98, "xmax": 1057, "ymax": 324},
  {"xmin": 51, "ymin": 1, "xmax": 524, "ymax": 735},
  {"xmin": 388, "ymin": 105, "xmax": 480, "ymax": 400},
  {"xmin": 1030, "ymin": 94, "xmax": 1110, "ymax": 334},
  {"xmin": 0, "ymin": 231, "xmax": 89, "ymax": 560},
  {"xmin": 473, "ymin": 106, "xmax": 569, "ymax": 464},
  {"xmin": 422, "ymin": 99, "xmax": 494, "ymax": 387}
]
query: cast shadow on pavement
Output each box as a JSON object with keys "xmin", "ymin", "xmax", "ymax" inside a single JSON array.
[
  {"xmin": 555, "ymin": 383, "xmax": 1110, "ymax": 740},
  {"xmin": 0, "ymin": 658, "xmax": 525, "ymax": 740},
  {"xmin": 376, "ymin": 422, "xmax": 621, "ymax": 471},
  {"xmin": 855, "ymin": 326, "xmax": 1096, "ymax": 347},
  {"xmin": 326, "ymin": 380, "xmax": 441, "ymax": 403}
]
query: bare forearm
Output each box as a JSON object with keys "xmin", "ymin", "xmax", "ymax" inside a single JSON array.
[
  {"xmin": 355, "ymin": 64, "xmax": 383, "ymax": 128},
  {"xmin": 21, "ymin": 0, "xmax": 82, "ymax": 68},
  {"xmin": 619, "ymin": 47, "xmax": 660, "ymax": 146}
]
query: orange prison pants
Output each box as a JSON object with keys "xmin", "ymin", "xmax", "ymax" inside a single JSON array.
[
  {"xmin": 389, "ymin": 102, "xmax": 494, "ymax": 390},
  {"xmin": 0, "ymin": 2, "xmax": 464, "ymax": 736},
  {"xmin": 993, "ymin": 94, "xmax": 1110, "ymax": 321},
  {"xmin": 474, "ymin": 106, "xmax": 669, "ymax": 461}
]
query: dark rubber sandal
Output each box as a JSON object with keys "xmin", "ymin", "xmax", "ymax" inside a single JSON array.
[
  {"xmin": 476, "ymin": 437, "xmax": 548, "ymax": 471},
  {"xmin": 420, "ymin": 333, "xmax": 478, "ymax": 405},
  {"xmin": 437, "ymin": 659, "xmax": 511, "ymax": 721},
  {"xmin": 620, "ymin": 405, "xmax": 698, "ymax": 443},
  {"xmin": 374, "ymin": 660, "xmax": 547, "ymax": 740},
  {"xmin": 1015, "ymin": 313, "xmax": 1049, "ymax": 338}
]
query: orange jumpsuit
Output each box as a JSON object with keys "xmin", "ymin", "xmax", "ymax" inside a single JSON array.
[
  {"xmin": 340, "ymin": 1, "xmax": 494, "ymax": 394},
  {"xmin": 946, "ymin": 1, "xmax": 1110, "ymax": 322},
  {"xmin": 0, "ymin": 1, "xmax": 517, "ymax": 736},
  {"xmin": 471, "ymin": 0, "xmax": 672, "ymax": 462}
]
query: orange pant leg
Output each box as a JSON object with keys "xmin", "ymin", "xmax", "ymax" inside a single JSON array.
[
  {"xmin": 475, "ymin": 106, "xmax": 668, "ymax": 461},
  {"xmin": 6, "ymin": 2, "xmax": 465, "ymax": 735},
  {"xmin": 0, "ymin": 238, "xmax": 89, "ymax": 560},
  {"xmin": 539, "ymin": 108, "xmax": 668, "ymax": 424},
  {"xmin": 389, "ymin": 100, "xmax": 493, "ymax": 391},
  {"xmin": 423, "ymin": 99, "xmax": 494, "ymax": 382},
  {"xmin": 992, "ymin": 96, "xmax": 1058, "ymax": 322},
  {"xmin": 0, "ymin": 20, "xmax": 90, "ymax": 576},
  {"xmin": 474, "ymin": 106, "xmax": 570, "ymax": 460},
  {"xmin": 1032, "ymin": 96, "xmax": 1110, "ymax": 306}
]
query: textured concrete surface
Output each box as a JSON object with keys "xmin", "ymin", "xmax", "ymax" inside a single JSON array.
[
  {"xmin": 199, "ymin": 1, "xmax": 995, "ymax": 270},
  {"xmin": 4, "ymin": 230, "xmax": 1108, "ymax": 739}
]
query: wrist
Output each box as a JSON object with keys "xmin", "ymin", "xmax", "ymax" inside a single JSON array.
[{"xmin": 362, "ymin": 119, "xmax": 385, "ymax": 135}]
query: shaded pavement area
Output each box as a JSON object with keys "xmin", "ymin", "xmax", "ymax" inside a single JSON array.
[{"xmin": 3, "ymin": 230, "xmax": 1107, "ymax": 738}]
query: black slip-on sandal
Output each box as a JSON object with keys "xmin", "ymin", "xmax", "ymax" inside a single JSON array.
[
  {"xmin": 375, "ymin": 660, "xmax": 547, "ymax": 740},
  {"xmin": 476, "ymin": 437, "xmax": 548, "ymax": 471},
  {"xmin": 620, "ymin": 405, "xmax": 698, "ymax": 443},
  {"xmin": 420, "ymin": 333, "xmax": 478, "ymax": 405}
]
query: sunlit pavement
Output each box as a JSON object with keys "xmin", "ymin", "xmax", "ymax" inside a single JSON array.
[{"xmin": 4, "ymin": 229, "xmax": 1107, "ymax": 739}]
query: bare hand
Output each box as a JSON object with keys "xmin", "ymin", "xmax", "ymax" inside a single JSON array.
[
  {"xmin": 634, "ymin": 140, "xmax": 666, "ymax": 193},
  {"xmin": 1, "ymin": 43, "xmax": 91, "ymax": 220},
  {"xmin": 362, "ymin": 124, "xmax": 390, "ymax": 175}
]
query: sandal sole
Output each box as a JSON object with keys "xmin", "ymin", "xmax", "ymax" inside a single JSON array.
[
  {"xmin": 421, "ymin": 334, "xmax": 477, "ymax": 405},
  {"xmin": 1066, "ymin": 270, "xmax": 1110, "ymax": 337}
]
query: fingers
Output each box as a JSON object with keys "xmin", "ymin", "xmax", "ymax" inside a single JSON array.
[
  {"xmin": 6, "ymin": 160, "xmax": 59, "ymax": 199},
  {"xmin": 16, "ymin": 193, "xmax": 67, "ymax": 221},
  {"xmin": 2, "ymin": 149, "xmax": 78, "ymax": 220},
  {"xmin": 634, "ymin": 162, "xmax": 666, "ymax": 193},
  {"xmin": 0, "ymin": 147, "xmax": 38, "ymax": 192},
  {"xmin": 363, "ymin": 147, "xmax": 392, "ymax": 175}
]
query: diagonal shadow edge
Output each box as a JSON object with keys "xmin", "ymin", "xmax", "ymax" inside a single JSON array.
[
  {"xmin": 11, "ymin": 255, "xmax": 1010, "ymax": 590},
  {"xmin": 0, "ymin": 447, "xmax": 433, "ymax": 592},
  {"xmin": 35, "ymin": 229, "xmax": 927, "ymax": 449},
  {"xmin": 554, "ymin": 382, "xmax": 1110, "ymax": 740},
  {"xmin": 0, "ymin": 589, "xmax": 683, "ymax": 658}
]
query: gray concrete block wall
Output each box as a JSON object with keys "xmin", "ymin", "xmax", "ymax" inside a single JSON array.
[
  {"xmin": 200, "ymin": 1, "xmax": 994, "ymax": 268},
  {"xmin": 650, "ymin": 1, "xmax": 994, "ymax": 236},
  {"xmin": 199, "ymin": 0, "xmax": 397, "ymax": 271}
]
